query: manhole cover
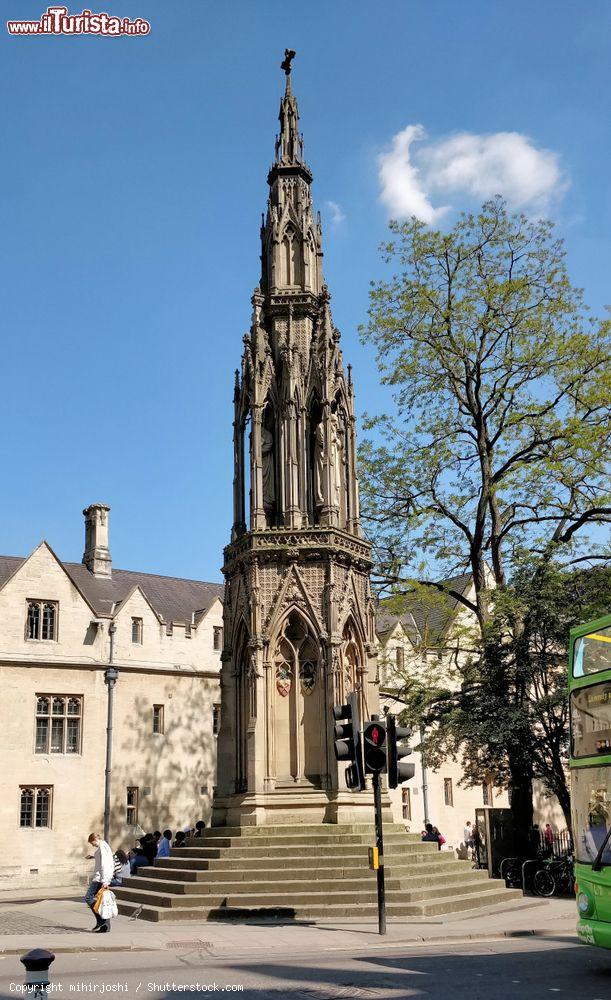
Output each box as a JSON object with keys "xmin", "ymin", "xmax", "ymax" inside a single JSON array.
[
  {"xmin": 299, "ymin": 988, "xmax": 384, "ymax": 999},
  {"xmin": 166, "ymin": 940, "xmax": 213, "ymax": 950}
]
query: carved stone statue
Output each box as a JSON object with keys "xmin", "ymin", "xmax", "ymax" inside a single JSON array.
[
  {"xmin": 314, "ymin": 421, "xmax": 325, "ymax": 507},
  {"xmin": 330, "ymin": 411, "xmax": 344, "ymax": 513},
  {"xmin": 261, "ymin": 425, "xmax": 275, "ymax": 516}
]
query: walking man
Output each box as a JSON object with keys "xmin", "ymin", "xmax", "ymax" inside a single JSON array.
[
  {"xmin": 85, "ymin": 832, "xmax": 114, "ymax": 933},
  {"xmin": 463, "ymin": 820, "xmax": 473, "ymax": 859}
]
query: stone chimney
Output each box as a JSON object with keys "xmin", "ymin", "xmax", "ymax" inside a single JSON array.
[{"xmin": 82, "ymin": 503, "xmax": 112, "ymax": 577}]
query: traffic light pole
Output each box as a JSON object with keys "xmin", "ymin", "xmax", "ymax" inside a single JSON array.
[{"xmin": 372, "ymin": 771, "xmax": 386, "ymax": 935}]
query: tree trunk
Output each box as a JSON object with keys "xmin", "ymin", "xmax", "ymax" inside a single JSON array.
[{"xmin": 508, "ymin": 753, "xmax": 534, "ymax": 857}]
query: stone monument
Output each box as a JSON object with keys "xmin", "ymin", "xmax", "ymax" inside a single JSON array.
[{"xmin": 213, "ymin": 51, "xmax": 379, "ymax": 827}]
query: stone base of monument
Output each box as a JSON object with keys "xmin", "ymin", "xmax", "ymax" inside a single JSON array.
[
  {"xmin": 210, "ymin": 787, "xmax": 395, "ymax": 828},
  {"xmin": 115, "ymin": 825, "xmax": 522, "ymax": 922}
]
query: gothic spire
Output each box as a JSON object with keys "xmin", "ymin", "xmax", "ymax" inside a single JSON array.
[{"xmin": 276, "ymin": 49, "xmax": 302, "ymax": 164}]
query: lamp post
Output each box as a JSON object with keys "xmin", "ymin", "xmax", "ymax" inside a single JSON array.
[
  {"xmin": 416, "ymin": 717, "xmax": 429, "ymax": 826},
  {"xmin": 103, "ymin": 623, "xmax": 118, "ymax": 841}
]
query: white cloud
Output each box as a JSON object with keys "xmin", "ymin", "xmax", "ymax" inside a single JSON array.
[
  {"xmin": 378, "ymin": 125, "xmax": 568, "ymax": 223},
  {"xmin": 325, "ymin": 200, "xmax": 346, "ymax": 226}
]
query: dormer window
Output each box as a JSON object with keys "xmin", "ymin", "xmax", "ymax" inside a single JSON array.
[{"xmin": 27, "ymin": 601, "xmax": 57, "ymax": 641}]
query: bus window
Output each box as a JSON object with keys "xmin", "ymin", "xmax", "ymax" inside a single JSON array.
[
  {"xmin": 572, "ymin": 767, "xmax": 611, "ymax": 866},
  {"xmin": 573, "ymin": 625, "xmax": 611, "ymax": 677},
  {"xmin": 571, "ymin": 685, "xmax": 611, "ymax": 758}
]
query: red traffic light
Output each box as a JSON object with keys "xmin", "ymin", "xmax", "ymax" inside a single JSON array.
[
  {"xmin": 368, "ymin": 723, "xmax": 385, "ymax": 747},
  {"xmin": 363, "ymin": 720, "xmax": 387, "ymax": 773}
]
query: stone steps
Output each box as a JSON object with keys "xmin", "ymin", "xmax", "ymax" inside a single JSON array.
[
  {"xmin": 168, "ymin": 842, "xmax": 436, "ymax": 861},
  {"xmin": 180, "ymin": 832, "xmax": 419, "ymax": 850},
  {"xmin": 200, "ymin": 824, "xmax": 406, "ymax": 839},
  {"xmin": 126, "ymin": 868, "xmax": 488, "ymax": 897},
  {"xmin": 117, "ymin": 885, "xmax": 520, "ymax": 922},
  {"xmin": 116, "ymin": 824, "xmax": 521, "ymax": 922},
  {"xmin": 153, "ymin": 849, "xmax": 456, "ymax": 874},
  {"xmin": 117, "ymin": 880, "xmax": 504, "ymax": 910},
  {"xmin": 138, "ymin": 858, "xmax": 471, "ymax": 882}
]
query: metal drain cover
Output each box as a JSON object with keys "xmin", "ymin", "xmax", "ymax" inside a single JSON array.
[
  {"xmin": 299, "ymin": 987, "xmax": 385, "ymax": 999},
  {"xmin": 166, "ymin": 939, "xmax": 213, "ymax": 950}
]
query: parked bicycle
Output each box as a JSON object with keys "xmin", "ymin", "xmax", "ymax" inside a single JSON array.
[
  {"xmin": 533, "ymin": 853, "xmax": 575, "ymax": 897},
  {"xmin": 500, "ymin": 857, "xmax": 523, "ymax": 888}
]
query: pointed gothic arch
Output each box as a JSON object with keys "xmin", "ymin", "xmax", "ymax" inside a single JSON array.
[
  {"xmin": 233, "ymin": 620, "xmax": 251, "ymax": 792},
  {"xmin": 307, "ymin": 392, "xmax": 323, "ymax": 524},
  {"xmin": 307, "ymin": 230, "xmax": 318, "ymax": 292},
  {"xmin": 281, "ymin": 223, "xmax": 303, "ymax": 286},
  {"xmin": 269, "ymin": 607, "xmax": 323, "ymax": 786},
  {"xmin": 262, "ymin": 401, "xmax": 278, "ymax": 526}
]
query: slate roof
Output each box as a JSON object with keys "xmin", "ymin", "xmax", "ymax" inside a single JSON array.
[
  {"xmin": 376, "ymin": 571, "xmax": 473, "ymax": 646},
  {"xmin": 0, "ymin": 552, "xmax": 224, "ymax": 625},
  {"xmin": 0, "ymin": 546, "xmax": 471, "ymax": 640}
]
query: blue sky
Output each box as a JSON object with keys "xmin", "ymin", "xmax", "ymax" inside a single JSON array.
[{"xmin": 1, "ymin": 1, "xmax": 609, "ymax": 582}]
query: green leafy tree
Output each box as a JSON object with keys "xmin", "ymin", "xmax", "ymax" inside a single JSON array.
[
  {"xmin": 361, "ymin": 199, "xmax": 610, "ymax": 627},
  {"xmin": 394, "ymin": 564, "xmax": 611, "ymax": 838},
  {"xmin": 361, "ymin": 200, "xmax": 611, "ymax": 840}
]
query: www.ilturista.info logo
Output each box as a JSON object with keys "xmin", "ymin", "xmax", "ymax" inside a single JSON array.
[{"xmin": 7, "ymin": 6, "xmax": 150, "ymax": 35}]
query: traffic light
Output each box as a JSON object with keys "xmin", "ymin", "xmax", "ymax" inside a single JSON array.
[
  {"xmin": 332, "ymin": 690, "xmax": 366, "ymax": 791},
  {"xmin": 386, "ymin": 713, "xmax": 415, "ymax": 788},
  {"xmin": 363, "ymin": 719, "xmax": 387, "ymax": 774}
]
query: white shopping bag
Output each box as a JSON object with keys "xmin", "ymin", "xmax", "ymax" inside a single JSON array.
[{"xmin": 99, "ymin": 889, "xmax": 118, "ymax": 920}]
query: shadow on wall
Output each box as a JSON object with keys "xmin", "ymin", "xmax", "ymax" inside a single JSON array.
[
  {"xmin": 532, "ymin": 781, "xmax": 564, "ymax": 827},
  {"xmin": 109, "ymin": 683, "xmax": 217, "ymax": 850}
]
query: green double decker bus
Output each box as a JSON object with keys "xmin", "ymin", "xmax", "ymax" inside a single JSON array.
[{"xmin": 569, "ymin": 613, "xmax": 611, "ymax": 948}]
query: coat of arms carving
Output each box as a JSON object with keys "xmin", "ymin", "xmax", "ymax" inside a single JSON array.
[
  {"xmin": 299, "ymin": 660, "xmax": 316, "ymax": 696},
  {"xmin": 276, "ymin": 661, "xmax": 292, "ymax": 698}
]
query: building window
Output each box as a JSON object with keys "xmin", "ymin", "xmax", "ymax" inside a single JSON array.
[
  {"xmin": 401, "ymin": 787, "xmax": 411, "ymax": 821},
  {"xmin": 126, "ymin": 787, "xmax": 139, "ymax": 825},
  {"xmin": 213, "ymin": 704, "xmax": 221, "ymax": 737},
  {"xmin": 152, "ymin": 705, "xmax": 164, "ymax": 735},
  {"xmin": 35, "ymin": 695, "xmax": 82, "ymax": 754},
  {"xmin": 165, "ymin": 623, "xmax": 173, "ymax": 636},
  {"xmin": 395, "ymin": 646, "xmax": 405, "ymax": 670},
  {"xmin": 20, "ymin": 786, "xmax": 52, "ymax": 828},
  {"xmin": 131, "ymin": 618, "xmax": 143, "ymax": 644},
  {"xmin": 26, "ymin": 601, "xmax": 58, "ymax": 641},
  {"xmin": 213, "ymin": 626, "xmax": 223, "ymax": 651},
  {"xmin": 483, "ymin": 781, "xmax": 493, "ymax": 806},
  {"xmin": 185, "ymin": 623, "xmax": 192, "ymax": 638},
  {"xmin": 444, "ymin": 777, "xmax": 453, "ymax": 807}
]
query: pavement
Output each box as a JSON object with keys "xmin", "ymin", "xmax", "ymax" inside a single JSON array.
[{"xmin": 0, "ymin": 888, "xmax": 578, "ymax": 958}]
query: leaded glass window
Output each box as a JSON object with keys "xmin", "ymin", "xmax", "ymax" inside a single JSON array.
[
  {"xmin": 35, "ymin": 695, "xmax": 81, "ymax": 754},
  {"xmin": 20, "ymin": 786, "xmax": 52, "ymax": 828},
  {"xmin": 26, "ymin": 601, "xmax": 58, "ymax": 641},
  {"xmin": 42, "ymin": 603, "xmax": 56, "ymax": 640},
  {"xmin": 27, "ymin": 602, "xmax": 40, "ymax": 639},
  {"xmin": 35, "ymin": 788, "xmax": 50, "ymax": 827},
  {"xmin": 20, "ymin": 788, "xmax": 34, "ymax": 827}
]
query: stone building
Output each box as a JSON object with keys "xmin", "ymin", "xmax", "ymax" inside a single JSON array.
[
  {"xmin": 0, "ymin": 504, "xmax": 223, "ymax": 889},
  {"xmin": 214, "ymin": 51, "xmax": 379, "ymax": 828}
]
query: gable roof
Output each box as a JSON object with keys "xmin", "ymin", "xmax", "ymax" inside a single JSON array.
[
  {"xmin": 0, "ymin": 552, "xmax": 224, "ymax": 625},
  {"xmin": 376, "ymin": 571, "xmax": 474, "ymax": 646}
]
